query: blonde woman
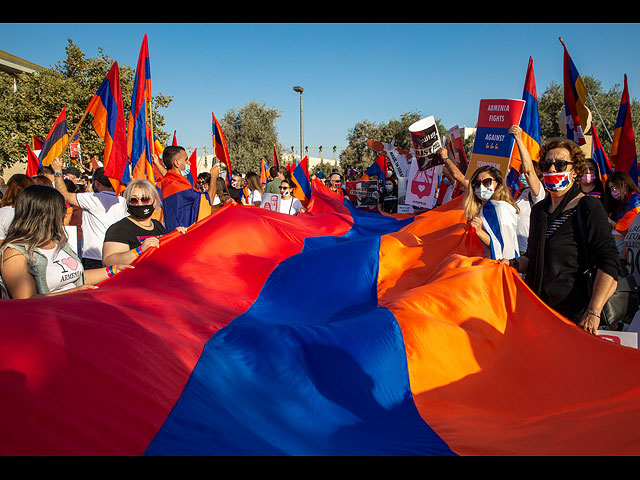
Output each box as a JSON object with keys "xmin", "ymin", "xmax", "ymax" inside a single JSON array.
[
  {"xmin": 464, "ymin": 165, "xmax": 520, "ymax": 260},
  {"xmin": 0, "ymin": 185, "xmax": 129, "ymax": 299},
  {"xmin": 102, "ymin": 179, "xmax": 186, "ymax": 267}
]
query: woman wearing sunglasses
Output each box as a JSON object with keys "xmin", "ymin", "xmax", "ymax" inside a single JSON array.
[
  {"xmin": 464, "ymin": 165, "xmax": 520, "ymax": 261},
  {"xmin": 102, "ymin": 179, "xmax": 186, "ymax": 266},
  {"xmin": 277, "ymin": 179, "xmax": 306, "ymax": 216},
  {"xmin": 503, "ymin": 138, "xmax": 619, "ymax": 334}
]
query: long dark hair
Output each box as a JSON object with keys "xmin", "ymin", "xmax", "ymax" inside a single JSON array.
[
  {"xmin": 1, "ymin": 185, "xmax": 68, "ymax": 258},
  {"xmin": 604, "ymin": 170, "xmax": 640, "ymax": 219}
]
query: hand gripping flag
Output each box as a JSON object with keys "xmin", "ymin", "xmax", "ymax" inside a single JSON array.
[
  {"xmin": 127, "ymin": 34, "xmax": 155, "ymax": 184},
  {"xmin": 38, "ymin": 106, "xmax": 68, "ymax": 167},
  {"xmin": 560, "ymin": 38, "xmax": 589, "ymax": 145},
  {"xmin": 2, "ymin": 181, "xmax": 640, "ymax": 455},
  {"xmin": 292, "ymin": 155, "xmax": 312, "ymax": 205},
  {"xmin": 212, "ymin": 112, "xmax": 232, "ymax": 185},
  {"xmin": 86, "ymin": 62, "xmax": 128, "ymax": 193},
  {"xmin": 591, "ymin": 124, "xmax": 613, "ymax": 185},
  {"xmin": 511, "ymin": 56, "xmax": 541, "ymax": 174},
  {"xmin": 610, "ymin": 74, "xmax": 638, "ymax": 184}
]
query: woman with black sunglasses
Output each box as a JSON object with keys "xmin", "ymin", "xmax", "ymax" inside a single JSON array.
[
  {"xmin": 102, "ymin": 179, "xmax": 186, "ymax": 267},
  {"xmin": 502, "ymin": 138, "xmax": 619, "ymax": 334}
]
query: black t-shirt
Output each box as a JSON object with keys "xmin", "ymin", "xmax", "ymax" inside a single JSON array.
[
  {"xmin": 104, "ymin": 217, "xmax": 167, "ymax": 250},
  {"xmin": 379, "ymin": 190, "xmax": 398, "ymax": 214}
]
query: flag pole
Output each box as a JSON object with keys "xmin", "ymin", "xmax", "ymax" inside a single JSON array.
[
  {"xmin": 588, "ymin": 92, "xmax": 614, "ymax": 143},
  {"xmin": 62, "ymin": 108, "xmax": 90, "ymax": 155},
  {"xmin": 561, "ymin": 36, "xmax": 614, "ymax": 143}
]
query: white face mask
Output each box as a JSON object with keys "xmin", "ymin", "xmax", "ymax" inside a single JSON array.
[{"xmin": 474, "ymin": 185, "xmax": 494, "ymax": 201}]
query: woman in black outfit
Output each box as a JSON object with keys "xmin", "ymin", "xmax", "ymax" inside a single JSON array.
[
  {"xmin": 378, "ymin": 176, "xmax": 399, "ymax": 214},
  {"xmin": 503, "ymin": 138, "xmax": 619, "ymax": 334}
]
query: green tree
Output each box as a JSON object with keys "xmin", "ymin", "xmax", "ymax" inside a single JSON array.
[
  {"xmin": 218, "ymin": 100, "xmax": 281, "ymax": 175},
  {"xmin": 340, "ymin": 112, "xmax": 438, "ymax": 172},
  {"xmin": 0, "ymin": 39, "xmax": 172, "ymax": 171},
  {"xmin": 537, "ymin": 75, "xmax": 640, "ymax": 157}
]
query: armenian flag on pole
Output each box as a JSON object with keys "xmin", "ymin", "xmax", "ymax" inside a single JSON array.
[
  {"xmin": 85, "ymin": 61, "xmax": 128, "ymax": 193},
  {"xmin": 38, "ymin": 106, "xmax": 68, "ymax": 167},
  {"xmin": 212, "ymin": 112, "xmax": 233, "ymax": 185},
  {"xmin": 127, "ymin": 34, "xmax": 155, "ymax": 184},
  {"xmin": 560, "ymin": 38, "xmax": 589, "ymax": 145},
  {"xmin": 610, "ymin": 74, "xmax": 638, "ymax": 184}
]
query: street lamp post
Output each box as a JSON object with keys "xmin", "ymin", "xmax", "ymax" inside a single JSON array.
[{"xmin": 293, "ymin": 86, "xmax": 303, "ymax": 165}]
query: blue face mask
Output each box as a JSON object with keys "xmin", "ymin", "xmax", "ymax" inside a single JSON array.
[{"xmin": 180, "ymin": 162, "xmax": 191, "ymax": 177}]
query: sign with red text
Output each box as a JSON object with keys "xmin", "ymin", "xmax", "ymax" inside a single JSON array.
[
  {"xmin": 466, "ymin": 99, "xmax": 525, "ymax": 178},
  {"xmin": 261, "ymin": 193, "xmax": 280, "ymax": 211}
]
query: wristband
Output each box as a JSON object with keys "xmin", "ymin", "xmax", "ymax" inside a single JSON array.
[
  {"xmin": 585, "ymin": 308, "xmax": 601, "ymax": 318},
  {"xmin": 132, "ymin": 246, "xmax": 143, "ymax": 257},
  {"xmin": 106, "ymin": 265, "xmax": 118, "ymax": 277}
]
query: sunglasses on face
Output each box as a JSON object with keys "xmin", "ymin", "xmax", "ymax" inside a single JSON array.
[
  {"xmin": 129, "ymin": 196, "xmax": 152, "ymax": 205},
  {"xmin": 539, "ymin": 160, "xmax": 574, "ymax": 172},
  {"xmin": 280, "ymin": 186, "xmax": 292, "ymax": 190},
  {"xmin": 471, "ymin": 178, "xmax": 495, "ymax": 189}
]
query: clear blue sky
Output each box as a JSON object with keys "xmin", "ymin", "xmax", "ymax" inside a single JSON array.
[{"xmin": 2, "ymin": 22, "xmax": 639, "ymax": 158}]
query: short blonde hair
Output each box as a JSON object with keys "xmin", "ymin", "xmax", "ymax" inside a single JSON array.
[{"xmin": 122, "ymin": 179, "xmax": 161, "ymax": 207}]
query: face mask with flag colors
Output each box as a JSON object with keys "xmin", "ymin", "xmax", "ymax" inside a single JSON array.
[
  {"xmin": 474, "ymin": 185, "xmax": 494, "ymax": 201},
  {"xmin": 543, "ymin": 172, "xmax": 573, "ymax": 192}
]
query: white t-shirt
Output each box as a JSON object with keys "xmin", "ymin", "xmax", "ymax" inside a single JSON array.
[
  {"xmin": 0, "ymin": 206, "xmax": 15, "ymax": 240},
  {"xmin": 75, "ymin": 191, "xmax": 128, "ymax": 261},
  {"xmin": 278, "ymin": 196, "xmax": 303, "ymax": 215},
  {"xmin": 248, "ymin": 190, "xmax": 262, "ymax": 206},
  {"xmin": 36, "ymin": 246, "xmax": 84, "ymax": 293},
  {"xmin": 515, "ymin": 186, "xmax": 546, "ymax": 253}
]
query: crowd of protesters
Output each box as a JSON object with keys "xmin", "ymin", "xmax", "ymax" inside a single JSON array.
[{"xmin": 1, "ymin": 127, "xmax": 639, "ymax": 337}]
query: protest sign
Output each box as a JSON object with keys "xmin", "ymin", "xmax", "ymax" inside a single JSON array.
[
  {"xmin": 408, "ymin": 116, "xmax": 442, "ymax": 171},
  {"xmin": 404, "ymin": 116, "xmax": 443, "ymax": 210},
  {"xmin": 448, "ymin": 125, "xmax": 468, "ymax": 174},
  {"xmin": 404, "ymin": 163, "xmax": 443, "ymax": 210},
  {"xmin": 346, "ymin": 180, "xmax": 379, "ymax": 212},
  {"xmin": 596, "ymin": 331, "xmax": 638, "ymax": 349},
  {"xmin": 261, "ymin": 193, "xmax": 280, "ymax": 211},
  {"xmin": 466, "ymin": 99, "xmax": 526, "ymax": 178}
]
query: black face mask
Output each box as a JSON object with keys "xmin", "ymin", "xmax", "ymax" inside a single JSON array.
[{"xmin": 128, "ymin": 203, "xmax": 154, "ymax": 220}]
